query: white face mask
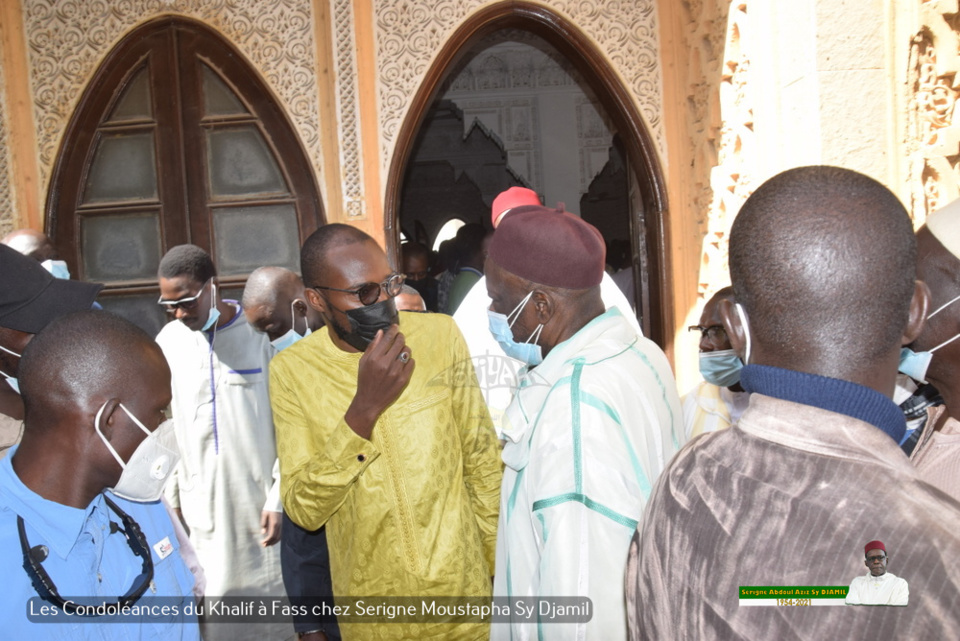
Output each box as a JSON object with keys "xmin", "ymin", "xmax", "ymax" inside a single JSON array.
[
  {"xmin": 40, "ymin": 259, "xmax": 71, "ymax": 280},
  {"xmin": 270, "ymin": 299, "xmax": 312, "ymax": 352},
  {"xmin": 94, "ymin": 401, "xmax": 180, "ymax": 503}
]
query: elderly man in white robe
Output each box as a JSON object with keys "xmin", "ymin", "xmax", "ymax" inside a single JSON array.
[
  {"xmin": 156, "ymin": 245, "xmax": 290, "ymax": 641},
  {"xmin": 486, "ymin": 205, "xmax": 683, "ymax": 641},
  {"xmin": 452, "ymin": 187, "xmax": 642, "ymax": 438}
]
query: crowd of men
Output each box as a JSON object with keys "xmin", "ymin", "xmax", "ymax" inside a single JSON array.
[{"xmin": 1, "ymin": 166, "xmax": 960, "ymax": 641}]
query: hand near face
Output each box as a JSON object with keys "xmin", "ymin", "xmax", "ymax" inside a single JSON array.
[{"xmin": 345, "ymin": 325, "xmax": 415, "ymax": 439}]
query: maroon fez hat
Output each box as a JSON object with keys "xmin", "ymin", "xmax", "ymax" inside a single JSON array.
[
  {"xmin": 488, "ymin": 205, "xmax": 605, "ymax": 289},
  {"xmin": 864, "ymin": 540, "xmax": 885, "ymax": 555}
]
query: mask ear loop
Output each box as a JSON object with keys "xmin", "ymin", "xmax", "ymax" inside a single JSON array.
[
  {"xmin": 290, "ymin": 299, "xmax": 300, "ymax": 336},
  {"xmin": 526, "ymin": 323, "xmax": 544, "ymax": 346},
  {"xmin": 735, "ymin": 303, "xmax": 752, "ymax": 365},
  {"xmin": 507, "ymin": 292, "xmax": 535, "ymax": 328},
  {"xmin": 117, "ymin": 403, "xmax": 152, "ymax": 437},
  {"xmin": 291, "ymin": 299, "xmax": 308, "ymax": 337},
  {"xmin": 94, "ymin": 401, "xmax": 127, "ymax": 470},
  {"xmin": 209, "ymin": 281, "xmax": 219, "ymax": 341},
  {"xmin": 0, "ymin": 343, "xmax": 20, "ymax": 381},
  {"xmin": 0, "ymin": 344, "xmax": 21, "ymax": 358},
  {"xmin": 928, "ymin": 292, "xmax": 960, "ymax": 319},
  {"xmin": 929, "ymin": 332, "xmax": 960, "ymax": 353}
]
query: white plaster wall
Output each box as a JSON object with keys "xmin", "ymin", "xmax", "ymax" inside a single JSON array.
[{"xmin": 750, "ymin": 0, "xmax": 896, "ymax": 187}]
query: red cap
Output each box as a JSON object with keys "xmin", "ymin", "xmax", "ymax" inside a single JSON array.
[
  {"xmin": 864, "ymin": 540, "xmax": 885, "ymax": 555},
  {"xmin": 491, "ymin": 187, "xmax": 541, "ymax": 227},
  {"xmin": 488, "ymin": 205, "xmax": 605, "ymax": 289}
]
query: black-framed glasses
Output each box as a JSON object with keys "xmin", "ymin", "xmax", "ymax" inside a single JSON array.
[
  {"xmin": 19, "ymin": 495, "xmax": 154, "ymax": 615},
  {"xmin": 688, "ymin": 324, "xmax": 726, "ymax": 341},
  {"xmin": 866, "ymin": 554, "xmax": 887, "ymax": 563},
  {"xmin": 312, "ymin": 273, "xmax": 405, "ymax": 307},
  {"xmin": 157, "ymin": 278, "xmax": 210, "ymax": 313}
]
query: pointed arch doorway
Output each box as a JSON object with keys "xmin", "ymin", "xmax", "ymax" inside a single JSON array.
[
  {"xmin": 384, "ymin": 2, "xmax": 670, "ymax": 345},
  {"xmin": 46, "ymin": 17, "xmax": 325, "ymax": 336}
]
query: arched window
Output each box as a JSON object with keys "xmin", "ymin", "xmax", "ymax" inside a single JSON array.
[
  {"xmin": 433, "ymin": 218, "xmax": 466, "ymax": 251},
  {"xmin": 46, "ymin": 17, "xmax": 324, "ymax": 335}
]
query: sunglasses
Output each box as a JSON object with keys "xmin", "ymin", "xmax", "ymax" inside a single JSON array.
[
  {"xmin": 312, "ymin": 273, "xmax": 405, "ymax": 307},
  {"xmin": 157, "ymin": 279, "xmax": 210, "ymax": 313}
]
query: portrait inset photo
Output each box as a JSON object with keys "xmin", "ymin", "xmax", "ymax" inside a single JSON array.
[{"xmin": 845, "ymin": 540, "xmax": 909, "ymax": 606}]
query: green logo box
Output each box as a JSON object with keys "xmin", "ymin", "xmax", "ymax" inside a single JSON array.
[{"xmin": 739, "ymin": 586, "xmax": 848, "ymax": 599}]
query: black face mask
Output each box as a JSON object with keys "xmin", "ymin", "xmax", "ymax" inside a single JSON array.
[
  {"xmin": 328, "ymin": 297, "xmax": 399, "ymax": 352},
  {"xmin": 405, "ymin": 277, "xmax": 432, "ymax": 294}
]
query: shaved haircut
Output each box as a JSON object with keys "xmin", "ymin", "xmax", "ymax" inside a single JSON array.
[
  {"xmin": 158, "ymin": 244, "xmax": 216, "ymax": 282},
  {"xmin": 19, "ymin": 310, "xmax": 163, "ymax": 423},
  {"xmin": 242, "ymin": 266, "xmax": 300, "ymax": 308},
  {"xmin": 300, "ymin": 223, "xmax": 374, "ymax": 288},
  {"xmin": 401, "ymin": 242, "xmax": 430, "ymax": 262},
  {"xmin": 729, "ymin": 166, "xmax": 916, "ymax": 370}
]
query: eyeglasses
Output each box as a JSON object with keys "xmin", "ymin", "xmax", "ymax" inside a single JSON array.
[
  {"xmin": 688, "ymin": 324, "xmax": 726, "ymax": 341},
  {"xmin": 866, "ymin": 555, "xmax": 886, "ymax": 563},
  {"xmin": 312, "ymin": 273, "xmax": 405, "ymax": 307},
  {"xmin": 158, "ymin": 279, "xmax": 209, "ymax": 313}
]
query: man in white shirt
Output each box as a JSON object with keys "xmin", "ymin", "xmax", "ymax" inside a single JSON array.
[
  {"xmin": 488, "ymin": 205, "xmax": 682, "ymax": 641},
  {"xmin": 156, "ymin": 245, "xmax": 289, "ymax": 641},
  {"xmin": 846, "ymin": 540, "xmax": 909, "ymax": 606},
  {"xmin": 453, "ymin": 187, "xmax": 641, "ymax": 436}
]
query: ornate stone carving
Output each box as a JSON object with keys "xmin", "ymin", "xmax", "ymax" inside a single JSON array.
[
  {"xmin": 332, "ymin": 0, "xmax": 365, "ymax": 217},
  {"xmin": 451, "ymin": 96, "xmax": 542, "ymax": 191},
  {"xmin": 693, "ymin": 2, "xmax": 754, "ymax": 303},
  {"xmin": 906, "ymin": 9, "xmax": 960, "ymax": 224},
  {"xmin": 375, "ymin": 0, "xmax": 665, "ymax": 176},
  {"xmin": 23, "ymin": 0, "xmax": 323, "ymax": 201},
  {"xmin": 0, "ymin": 59, "xmax": 16, "ymax": 235}
]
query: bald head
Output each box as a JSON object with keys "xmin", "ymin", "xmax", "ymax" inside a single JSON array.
[
  {"xmin": 301, "ymin": 224, "xmax": 375, "ymax": 288},
  {"xmin": 2, "ymin": 229, "xmax": 56, "ymax": 262},
  {"xmin": 19, "ymin": 310, "xmax": 170, "ymax": 426},
  {"xmin": 243, "ymin": 266, "xmax": 322, "ymax": 341},
  {"xmin": 729, "ymin": 166, "xmax": 917, "ymax": 376},
  {"xmin": 243, "ymin": 266, "xmax": 302, "ymax": 309}
]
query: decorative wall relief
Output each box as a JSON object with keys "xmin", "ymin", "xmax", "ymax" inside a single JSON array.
[
  {"xmin": 906, "ymin": 5, "xmax": 960, "ymax": 225},
  {"xmin": 0, "ymin": 58, "xmax": 16, "ymax": 234},
  {"xmin": 23, "ymin": 0, "xmax": 323, "ymax": 202},
  {"xmin": 375, "ymin": 0, "xmax": 665, "ymax": 177},
  {"xmin": 698, "ymin": 2, "xmax": 754, "ymax": 301},
  {"xmin": 332, "ymin": 0, "xmax": 365, "ymax": 217}
]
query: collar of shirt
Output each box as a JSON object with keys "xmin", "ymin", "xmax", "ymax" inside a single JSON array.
[
  {"xmin": 0, "ymin": 445, "xmax": 105, "ymax": 560},
  {"xmin": 203, "ymin": 299, "xmax": 242, "ymax": 336},
  {"xmin": 503, "ymin": 307, "xmax": 634, "ymax": 445},
  {"xmin": 739, "ymin": 364, "xmax": 906, "ymax": 443}
]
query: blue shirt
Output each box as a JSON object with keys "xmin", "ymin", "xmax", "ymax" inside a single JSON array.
[{"xmin": 0, "ymin": 446, "xmax": 199, "ymax": 640}]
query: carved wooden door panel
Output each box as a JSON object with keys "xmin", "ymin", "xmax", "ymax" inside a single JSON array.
[{"xmin": 47, "ymin": 18, "xmax": 323, "ymax": 336}]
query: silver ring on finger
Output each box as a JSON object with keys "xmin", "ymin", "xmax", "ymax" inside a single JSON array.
[{"xmin": 398, "ymin": 351, "xmax": 410, "ymax": 363}]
